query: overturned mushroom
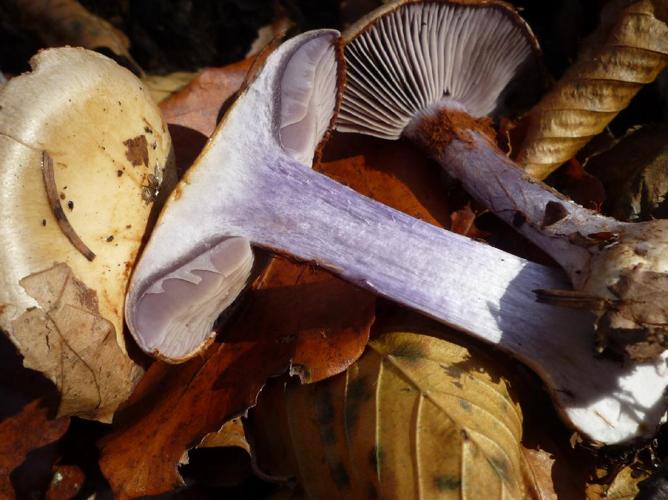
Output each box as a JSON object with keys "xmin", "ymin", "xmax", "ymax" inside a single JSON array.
[
  {"xmin": 127, "ymin": 30, "xmax": 668, "ymax": 444},
  {"xmin": 0, "ymin": 48, "xmax": 173, "ymax": 420},
  {"xmin": 338, "ymin": 0, "xmax": 668, "ymax": 361}
]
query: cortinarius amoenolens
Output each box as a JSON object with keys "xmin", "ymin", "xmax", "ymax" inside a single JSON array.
[{"xmin": 126, "ymin": 28, "xmax": 668, "ymax": 445}]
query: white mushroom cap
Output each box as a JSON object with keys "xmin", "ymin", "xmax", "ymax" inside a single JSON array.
[
  {"xmin": 126, "ymin": 30, "xmax": 342, "ymax": 362},
  {"xmin": 337, "ymin": 0, "xmax": 541, "ymax": 139},
  {"xmin": 0, "ymin": 48, "xmax": 172, "ymax": 352}
]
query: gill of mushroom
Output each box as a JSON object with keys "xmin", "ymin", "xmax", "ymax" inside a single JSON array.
[
  {"xmin": 337, "ymin": 0, "xmax": 668, "ymax": 362},
  {"xmin": 125, "ymin": 29, "xmax": 668, "ymax": 445}
]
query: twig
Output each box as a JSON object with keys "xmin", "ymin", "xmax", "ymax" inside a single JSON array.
[{"xmin": 41, "ymin": 151, "xmax": 96, "ymax": 261}]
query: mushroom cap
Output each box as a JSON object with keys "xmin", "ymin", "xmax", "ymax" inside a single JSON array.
[
  {"xmin": 337, "ymin": 0, "xmax": 541, "ymax": 139},
  {"xmin": 0, "ymin": 47, "xmax": 172, "ymax": 352},
  {"xmin": 125, "ymin": 29, "xmax": 342, "ymax": 362}
]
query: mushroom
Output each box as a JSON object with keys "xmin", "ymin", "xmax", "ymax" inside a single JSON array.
[
  {"xmin": 337, "ymin": 0, "xmax": 668, "ymax": 362},
  {"xmin": 0, "ymin": 47, "xmax": 172, "ymax": 420},
  {"xmin": 127, "ymin": 29, "xmax": 668, "ymax": 444}
]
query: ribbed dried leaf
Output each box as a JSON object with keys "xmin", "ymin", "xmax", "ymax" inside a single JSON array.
[
  {"xmin": 254, "ymin": 331, "xmax": 527, "ymax": 499},
  {"xmin": 515, "ymin": 0, "xmax": 668, "ymax": 179}
]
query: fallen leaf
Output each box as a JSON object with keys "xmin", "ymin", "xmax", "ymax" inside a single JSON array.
[
  {"xmin": 449, "ymin": 203, "xmax": 488, "ymax": 239},
  {"xmin": 515, "ymin": 0, "xmax": 668, "ymax": 179},
  {"xmin": 586, "ymin": 124, "xmax": 668, "ymax": 221},
  {"xmin": 16, "ymin": 0, "xmax": 134, "ymax": 66},
  {"xmin": 180, "ymin": 418, "xmax": 253, "ymax": 488},
  {"xmin": 98, "ymin": 258, "xmax": 375, "ymax": 497},
  {"xmin": 587, "ymin": 462, "xmax": 652, "ymax": 499},
  {"xmin": 160, "ymin": 58, "xmax": 256, "ymax": 137},
  {"xmin": 0, "ymin": 335, "xmax": 69, "ymax": 499},
  {"xmin": 11, "ymin": 263, "xmax": 142, "ymax": 421},
  {"xmin": 320, "ymin": 134, "xmax": 451, "ymax": 228},
  {"xmin": 253, "ymin": 331, "xmax": 528, "ymax": 499},
  {"xmin": 46, "ymin": 464, "xmax": 85, "ymax": 499},
  {"xmin": 141, "ymin": 71, "xmax": 199, "ymax": 105},
  {"xmin": 522, "ymin": 448, "xmax": 558, "ymax": 500}
]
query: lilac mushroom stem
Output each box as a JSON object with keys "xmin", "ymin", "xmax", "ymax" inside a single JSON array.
[{"xmin": 126, "ymin": 29, "xmax": 668, "ymax": 445}]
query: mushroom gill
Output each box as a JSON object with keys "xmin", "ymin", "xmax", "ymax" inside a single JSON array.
[{"xmin": 337, "ymin": 0, "xmax": 539, "ymax": 140}]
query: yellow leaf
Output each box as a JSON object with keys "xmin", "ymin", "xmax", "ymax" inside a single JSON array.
[
  {"xmin": 515, "ymin": 0, "xmax": 668, "ymax": 179},
  {"xmin": 141, "ymin": 72, "xmax": 199, "ymax": 105},
  {"xmin": 586, "ymin": 463, "xmax": 651, "ymax": 499},
  {"xmin": 254, "ymin": 331, "xmax": 528, "ymax": 499}
]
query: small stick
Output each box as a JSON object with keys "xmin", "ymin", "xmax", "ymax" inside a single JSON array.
[{"xmin": 41, "ymin": 151, "xmax": 96, "ymax": 261}]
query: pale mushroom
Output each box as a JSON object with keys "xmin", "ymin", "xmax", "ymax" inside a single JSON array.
[
  {"xmin": 338, "ymin": 0, "xmax": 668, "ymax": 361},
  {"xmin": 127, "ymin": 29, "xmax": 668, "ymax": 444},
  {"xmin": 0, "ymin": 47, "xmax": 172, "ymax": 420}
]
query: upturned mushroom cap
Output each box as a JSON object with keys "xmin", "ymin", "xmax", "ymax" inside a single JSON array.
[
  {"xmin": 337, "ymin": 0, "xmax": 541, "ymax": 139},
  {"xmin": 126, "ymin": 30, "xmax": 342, "ymax": 362},
  {"xmin": 0, "ymin": 48, "xmax": 172, "ymax": 353}
]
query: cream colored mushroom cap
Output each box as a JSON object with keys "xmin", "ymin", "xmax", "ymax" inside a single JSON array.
[{"xmin": 0, "ymin": 47, "xmax": 172, "ymax": 352}]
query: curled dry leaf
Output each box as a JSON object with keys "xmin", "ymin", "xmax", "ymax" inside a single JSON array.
[
  {"xmin": 16, "ymin": 0, "xmax": 133, "ymax": 64},
  {"xmin": 515, "ymin": 0, "xmax": 668, "ymax": 179},
  {"xmin": 586, "ymin": 124, "xmax": 668, "ymax": 221},
  {"xmin": 0, "ymin": 47, "xmax": 172, "ymax": 420},
  {"xmin": 253, "ymin": 331, "xmax": 528, "ymax": 499}
]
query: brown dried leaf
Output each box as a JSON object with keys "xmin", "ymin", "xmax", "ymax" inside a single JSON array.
[
  {"xmin": 16, "ymin": 0, "xmax": 132, "ymax": 62},
  {"xmin": 321, "ymin": 135, "xmax": 450, "ymax": 228},
  {"xmin": 11, "ymin": 263, "xmax": 142, "ymax": 422},
  {"xmin": 46, "ymin": 464, "xmax": 85, "ymax": 499},
  {"xmin": 160, "ymin": 59, "xmax": 256, "ymax": 137},
  {"xmin": 0, "ymin": 337, "xmax": 70, "ymax": 498},
  {"xmin": 98, "ymin": 258, "xmax": 375, "ymax": 497},
  {"xmin": 253, "ymin": 331, "xmax": 529, "ymax": 499},
  {"xmin": 586, "ymin": 124, "xmax": 668, "ymax": 221},
  {"xmin": 515, "ymin": 0, "xmax": 668, "ymax": 179},
  {"xmin": 182, "ymin": 418, "xmax": 253, "ymax": 488}
]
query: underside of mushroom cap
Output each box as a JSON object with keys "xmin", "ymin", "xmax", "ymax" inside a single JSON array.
[
  {"xmin": 126, "ymin": 29, "xmax": 342, "ymax": 362},
  {"xmin": 337, "ymin": 0, "xmax": 541, "ymax": 139}
]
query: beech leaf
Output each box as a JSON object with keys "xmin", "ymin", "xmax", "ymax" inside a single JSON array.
[
  {"xmin": 254, "ymin": 331, "xmax": 528, "ymax": 499},
  {"xmin": 515, "ymin": 0, "xmax": 668, "ymax": 179}
]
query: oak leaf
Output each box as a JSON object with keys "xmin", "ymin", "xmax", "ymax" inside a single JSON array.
[{"xmin": 11, "ymin": 263, "xmax": 143, "ymax": 422}]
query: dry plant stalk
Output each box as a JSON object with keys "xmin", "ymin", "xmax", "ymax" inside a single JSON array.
[{"xmin": 515, "ymin": 0, "xmax": 668, "ymax": 179}]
